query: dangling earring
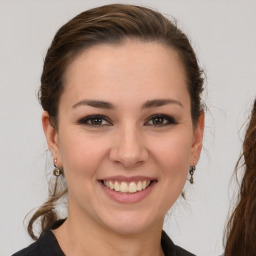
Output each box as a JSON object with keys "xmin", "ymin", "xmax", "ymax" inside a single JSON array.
[
  {"xmin": 189, "ymin": 159, "xmax": 196, "ymax": 184},
  {"xmin": 189, "ymin": 166, "xmax": 196, "ymax": 184},
  {"xmin": 53, "ymin": 158, "xmax": 63, "ymax": 177}
]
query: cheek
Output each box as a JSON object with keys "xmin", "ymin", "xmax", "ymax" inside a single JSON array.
[
  {"xmin": 151, "ymin": 131, "xmax": 192, "ymax": 172},
  {"xmin": 58, "ymin": 129, "xmax": 108, "ymax": 180},
  {"xmin": 144, "ymin": 132, "xmax": 193, "ymax": 215},
  {"xmin": 150, "ymin": 131, "xmax": 192, "ymax": 199}
]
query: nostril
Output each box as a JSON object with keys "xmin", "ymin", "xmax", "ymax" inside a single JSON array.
[
  {"xmin": 109, "ymin": 131, "xmax": 148, "ymax": 163},
  {"xmin": 109, "ymin": 147, "xmax": 149, "ymax": 168}
]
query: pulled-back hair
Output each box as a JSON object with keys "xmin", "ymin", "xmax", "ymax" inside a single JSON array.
[
  {"xmin": 28, "ymin": 4, "xmax": 204, "ymax": 239},
  {"xmin": 224, "ymin": 99, "xmax": 256, "ymax": 256}
]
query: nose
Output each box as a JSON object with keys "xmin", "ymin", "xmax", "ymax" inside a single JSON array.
[{"xmin": 109, "ymin": 125, "xmax": 149, "ymax": 168}]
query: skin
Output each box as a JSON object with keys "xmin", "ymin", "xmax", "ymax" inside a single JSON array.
[{"xmin": 43, "ymin": 40, "xmax": 204, "ymax": 256}]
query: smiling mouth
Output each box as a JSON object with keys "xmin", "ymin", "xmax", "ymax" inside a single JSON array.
[{"xmin": 101, "ymin": 180, "xmax": 154, "ymax": 193}]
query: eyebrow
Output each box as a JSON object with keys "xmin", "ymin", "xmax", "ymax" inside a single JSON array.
[
  {"xmin": 72, "ymin": 98, "xmax": 183, "ymax": 110},
  {"xmin": 142, "ymin": 99, "xmax": 183, "ymax": 109},
  {"xmin": 72, "ymin": 100, "xmax": 114, "ymax": 109}
]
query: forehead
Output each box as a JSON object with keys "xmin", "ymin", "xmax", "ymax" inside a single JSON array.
[{"xmin": 62, "ymin": 40, "xmax": 189, "ymax": 107}]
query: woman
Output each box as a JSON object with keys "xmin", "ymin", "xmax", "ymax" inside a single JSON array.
[
  {"xmin": 224, "ymin": 99, "xmax": 256, "ymax": 256},
  {"xmin": 13, "ymin": 4, "xmax": 204, "ymax": 256}
]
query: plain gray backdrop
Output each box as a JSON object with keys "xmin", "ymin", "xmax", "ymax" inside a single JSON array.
[{"xmin": 1, "ymin": 1, "xmax": 256, "ymax": 255}]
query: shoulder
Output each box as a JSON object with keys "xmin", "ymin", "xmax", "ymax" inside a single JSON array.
[
  {"xmin": 175, "ymin": 245, "xmax": 196, "ymax": 256},
  {"xmin": 161, "ymin": 230, "xmax": 196, "ymax": 256},
  {"xmin": 12, "ymin": 240, "xmax": 40, "ymax": 256},
  {"xmin": 12, "ymin": 230, "xmax": 64, "ymax": 256}
]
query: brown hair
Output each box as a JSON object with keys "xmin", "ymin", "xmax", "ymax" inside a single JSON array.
[
  {"xmin": 224, "ymin": 99, "xmax": 256, "ymax": 256},
  {"xmin": 28, "ymin": 4, "xmax": 205, "ymax": 239}
]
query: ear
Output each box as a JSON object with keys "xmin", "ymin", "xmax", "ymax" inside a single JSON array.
[
  {"xmin": 42, "ymin": 111, "xmax": 61, "ymax": 164},
  {"xmin": 190, "ymin": 112, "xmax": 205, "ymax": 165}
]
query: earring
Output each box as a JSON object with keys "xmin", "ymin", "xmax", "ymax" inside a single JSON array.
[
  {"xmin": 189, "ymin": 165, "xmax": 196, "ymax": 184},
  {"xmin": 53, "ymin": 158, "xmax": 63, "ymax": 177}
]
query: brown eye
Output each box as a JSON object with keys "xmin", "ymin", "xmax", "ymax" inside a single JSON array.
[
  {"xmin": 145, "ymin": 114, "xmax": 177, "ymax": 127},
  {"xmin": 91, "ymin": 118, "xmax": 103, "ymax": 125},
  {"xmin": 78, "ymin": 115, "xmax": 111, "ymax": 126},
  {"xmin": 152, "ymin": 117, "xmax": 165, "ymax": 125}
]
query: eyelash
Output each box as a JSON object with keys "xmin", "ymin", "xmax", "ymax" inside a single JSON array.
[
  {"xmin": 77, "ymin": 114, "xmax": 177, "ymax": 127},
  {"xmin": 145, "ymin": 114, "xmax": 178, "ymax": 127},
  {"xmin": 77, "ymin": 115, "xmax": 112, "ymax": 127}
]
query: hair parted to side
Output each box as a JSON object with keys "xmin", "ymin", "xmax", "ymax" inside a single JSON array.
[
  {"xmin": 29, "ymin": 4, "xmax": 205, "ymax": 239},
  {"xmin": 224, "ymin": 99, "xmax": 256, "ymax": 256}
]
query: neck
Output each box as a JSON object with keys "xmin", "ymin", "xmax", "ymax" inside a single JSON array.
[{"xmin": 53, "ymin": 210, "xmax": 164, "ymax": 256}]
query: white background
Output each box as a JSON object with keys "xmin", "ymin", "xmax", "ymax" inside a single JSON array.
[{"xmin": 0, "ymin": 1, "xmax": 255, "ymax": 255}]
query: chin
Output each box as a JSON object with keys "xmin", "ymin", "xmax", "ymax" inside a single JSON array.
[{"xmin": 99, "ymin": 211, "xmax": 160, "ymax": 235}]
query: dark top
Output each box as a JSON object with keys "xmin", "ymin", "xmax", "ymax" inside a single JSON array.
[{"xmin": 13, "ymin": 220, "xmax": 195, "ymax": 256}]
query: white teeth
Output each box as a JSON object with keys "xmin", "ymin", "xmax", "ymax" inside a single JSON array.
[
  {"xmin": 114, "ymin": 181, "xmax": 120, "ymax": 191},
  {"xmin": 120, "ymin": 182, "xmax": 128, "ymax": 192},
  {"xmin": 103, "ymin": 180, "xmax": 151, "ymax": 193},
  {"xmin": 109, "ymin": 181, "xmax": 114, "ymax": 189},
  {"xmin": 142, "ymin": 181, "xmax": 147, "ymax": 189},
  {"xmin": 128, "ymin": 182, "xmax": 137, "ymax": 193},
  {"xmin": 137, "ymin": 181, "xmax": 142, "ymax": 191}
]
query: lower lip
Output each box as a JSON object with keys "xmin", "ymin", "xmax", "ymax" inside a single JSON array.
[{"xmin": 99, "ymin": 181, "xmax": 155, "ymax": 203}]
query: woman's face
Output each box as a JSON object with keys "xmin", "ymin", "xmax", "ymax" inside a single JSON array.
[{"xmin": 43, "ymin": 40, "xmax": 204, "ymax": 235}]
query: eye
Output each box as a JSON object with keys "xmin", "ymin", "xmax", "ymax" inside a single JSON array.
[
  {"xmin": 77, "ymin": 115, "xmax": 112, "ymax": 127},
  {"xmin": 145, "ymin": 114, "xmax": 177, "ymax": 127}
]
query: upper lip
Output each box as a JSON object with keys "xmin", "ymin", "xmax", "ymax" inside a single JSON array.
[{"xmin": 99, "ymin": 175, "xmax": 157, "ymax": 183}]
